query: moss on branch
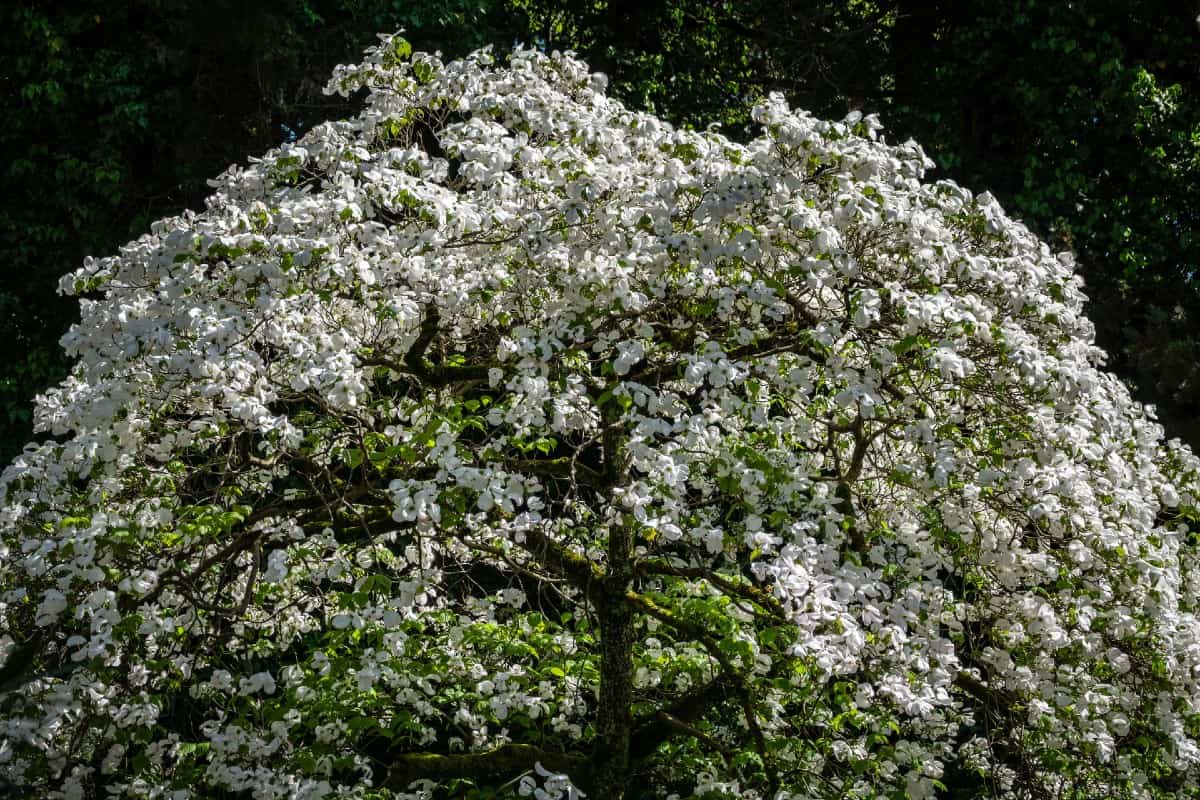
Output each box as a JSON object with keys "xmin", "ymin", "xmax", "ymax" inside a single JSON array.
[{"xmin": 384, "ymin": 743, "xmax": 588, "ymax": 791}]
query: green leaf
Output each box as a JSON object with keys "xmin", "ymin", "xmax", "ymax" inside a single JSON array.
[{"xmin": 413, "ymin": 61, "xmax": 434, "ymax": 84}]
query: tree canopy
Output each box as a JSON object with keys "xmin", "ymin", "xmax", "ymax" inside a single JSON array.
[
  {"xmin": 5, "ymin": 39, "xmax": 1200, "ymax": 799},
  {"xmin": 3, "ymin": 1, "xmax": 1199, "ymax": 463}
]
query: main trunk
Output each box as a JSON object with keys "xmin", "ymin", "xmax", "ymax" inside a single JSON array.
[
  {"xmin": 590, "ymin": 409, "xmax": 635, "ymax": 796},
  {"xmin": 592, "ymin": 577, "xmax": 635, "ymax": 796}
]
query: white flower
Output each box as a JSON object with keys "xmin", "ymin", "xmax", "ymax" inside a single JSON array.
[
  {"xmin": 238, "ymin": 672, "xmax": 277, "ymax": 696},
  {"xmin": 34, "ymin": 589, "xmax": 68, "ymax": 626},
  {"xmin": 612, "ymin": 340, "xmax": 645, "ymax": 376}
]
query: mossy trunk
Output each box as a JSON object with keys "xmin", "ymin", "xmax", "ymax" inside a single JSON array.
[
  {"xmin": 591, "ymin": 405, "xmax": 635, "ymax": 796},
  {"xmin": 591, "ymin": 561, "xmax": 635, "ymax": 796}
]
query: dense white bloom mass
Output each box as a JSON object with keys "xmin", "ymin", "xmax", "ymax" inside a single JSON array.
[{"xmin": 3, "ymin": 35, "xmax": 1200, "ymax": 800}]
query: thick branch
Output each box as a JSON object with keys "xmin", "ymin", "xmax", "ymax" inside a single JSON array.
[
  {"xmin": 625, "ymin": 325, "xmax": 826, "ymax": 389},
  {"xmin": 144, "ymin": 482, "xmax": 380, "ymax": 607},
  {"xmin": 405, "ymin": 303, "xmax": 442, "ymax": 374},
  {"xmin": 360, "ymin": 304, "xmax": 491, "ymax": 386},
  {"xmin": 835, "ymin": 415, "xmax": 869, "ymax": 553},
  {"xmin": 0, "ymin": 482, "xmax": 370, "ymax": 693},
  {"xmin": 360, "ymin": 355, "xmax": 491, "ymax": 388},
  {"xmin": 629, "ymin": 671, "xmax": 736, "ymax": 756},
  {"xmin": 645, "ymin": 711, "xmax": 732, "ymax": 757},
  {"xmin": 623, "ymin": 590, "xmax": 729, "ymax": 660},
  {"xmin": 0, "ymin": 636, "xmax": 44, "ymax": 694},
  {"xmin": 635, "ymin": 560, "xmax": 789, "ymax": 623},
  {"xmin": 516, "ymin": 525, "xmax": 605, "ymax": 602},
  {"xmin": 506, "ymin": 457, "xmax": 608, "ymax": 490},
  {"xmin": 383, "ymin": 744, "xmax": 587, "ymax": 790},
  {"xmin": 953, "ymin": 670, "xmax": 1019, "ymax": 711}
]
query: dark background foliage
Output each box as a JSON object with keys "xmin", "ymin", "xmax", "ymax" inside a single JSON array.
[{"xmin": 3, "ymin": 0, "xmax": 1198, "ymax": 463}]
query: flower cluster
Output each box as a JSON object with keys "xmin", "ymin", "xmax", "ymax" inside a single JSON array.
[{"xmin": 3, "ymin": 33, "xmax": 1200, "ymax": 800}]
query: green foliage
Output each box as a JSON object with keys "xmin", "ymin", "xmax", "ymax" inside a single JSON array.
[
  {"xmin": 510, "ymin": 0, "xmax": 894, "ymax": 134},
  {"xmin": 884, "ymin": 0, "xmax": 1200, "ymax": 446}
]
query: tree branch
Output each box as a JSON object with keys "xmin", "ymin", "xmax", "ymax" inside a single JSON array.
[
  {"xmin": 359, "ymin": 303, "xmax": 491, "ymax": 386},
  {"xmin": 383, "ymin": 743, "xmax": 588, "ymax": 790},
  {"xmin": 629, "ymin": 671, "xmax": 736, "ymax": 756},
  {"xmin": 515, "ymin": 524, "xmax": 605, "ymax": 603},
  {"xmin": 0, "ymin": 635, "xmax": 45, "ymax": 695},
  {"xmin": 635, "ymin": 560, "xmax": 790, "ymax": 623}
]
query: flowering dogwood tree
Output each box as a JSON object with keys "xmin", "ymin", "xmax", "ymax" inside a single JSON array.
[{"xmin": 4, "ymin": 36, "xmax": 1200, "ymax": 800}]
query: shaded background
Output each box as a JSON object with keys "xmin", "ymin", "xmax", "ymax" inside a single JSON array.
[{"xmin": 3, "ymin": 0, "xmax": 1198, "ymax": 463}]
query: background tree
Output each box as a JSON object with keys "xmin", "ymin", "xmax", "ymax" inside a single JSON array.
[{"xmin": 885, "ymin": 0, "xmax": 1200, "ymax": 449}]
